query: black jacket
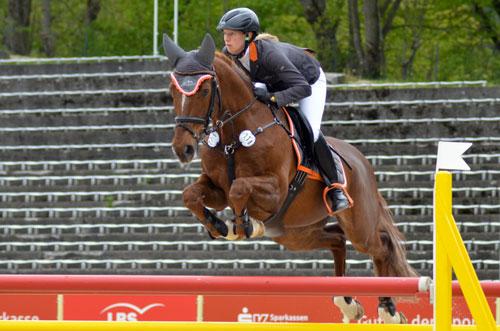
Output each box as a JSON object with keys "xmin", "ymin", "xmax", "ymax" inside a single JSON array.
[{"xmin": 226, "ymin": 39, "xmax": 321, "ymax": 107}]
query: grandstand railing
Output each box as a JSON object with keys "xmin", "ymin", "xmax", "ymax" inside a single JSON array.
[
  {"xmin": 0, "ymin": 71, "xmax": 170, "ymax": 80},
  {"xmin": 0, "ymin": 258, "xmax": 497, "ymax": 271},
  {"xmin": 0, "ymin": 204, "xmax": 498, "ymax": 218},
  {"xmin": 1, "ymin": 117, "xmax": 498, "ymax": 132},
  {"xmin": 0, "ymin": 187, "xmax": 497, "ymax": 204},
  {"xmin": 0, "ymin": 239, "xmax": 497, "ymax": 252},
  {"xmin": 1, "ymin": 137, "xmax": 499, "ymax": 151},
  {"xmin": 0, "ymin": 154, "xmax": 497, "ymax": 170},
  {"xmin": 0, "ymin": 55, "xmax": 164, "ymax": 64},
  {"xmin": 325, "ymin": 98, "xmax": 500, "ymax": 106},
  {"xmin": 0, "ymin": 106, "xmax": 173, "ymax": 115},
  {"xmin": 328, "ymin": 81, "xmax": 488, "ymax": 88}
]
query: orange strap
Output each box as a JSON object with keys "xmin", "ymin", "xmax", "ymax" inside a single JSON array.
[
  {"xmin": 249, "ymin": 42, "xmax": 258, "ymax": 62},
  {"xmin": 297, "ymin": 165, "xmax": 323, "ymax": 182}
]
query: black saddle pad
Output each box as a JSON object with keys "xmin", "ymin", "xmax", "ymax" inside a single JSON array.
[{"xmin": 285, "ymin": 106, "xmax": 315, "ymax": 164}]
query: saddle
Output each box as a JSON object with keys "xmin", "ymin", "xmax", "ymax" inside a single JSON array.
[
  {"xmin": 284, "ymin": 106, "xmax": 315, "ymax": 165},
  {"xmin": 282, "ymin": 106, "xmax": 349, "ymax": 183},
  {"xmin": 263, "ymin": 106, "xmax": 351, "ymax": 237}
]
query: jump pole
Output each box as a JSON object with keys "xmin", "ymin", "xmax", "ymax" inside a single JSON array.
[
  {"xmin": 0, "ymin": 274, "xmax": 496, "ymax": 296},
  {"xmin": 0, "ymin": 321, "xmax": 498, "ymax": 331},
  {"xmin": 0, "ymin": 274, "xmax": 431, "ymax": 296}
]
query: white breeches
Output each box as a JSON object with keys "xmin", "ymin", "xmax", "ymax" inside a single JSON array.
[{"xmin": 298, "ymin": 68, "xmax": 326, "ymax": 142}]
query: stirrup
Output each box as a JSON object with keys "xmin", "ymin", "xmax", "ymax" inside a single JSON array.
[{"xmin": 322, "ymin": 184, "xmax": 353, "ymax": 216}]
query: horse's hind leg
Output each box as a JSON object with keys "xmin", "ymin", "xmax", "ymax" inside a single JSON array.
[
  {"xmin": 377, "ymin": 297, "xmax": 408, "ymax": 324},
  {"xmin": 371, "ymin": 231, "xmax": 410, "ymax": 324},
  {"xmin": 325, "ymin": 223, "xmax": 365, "ymax": 323},
  {"xmin": 371, "ymin": 227, "xmax": 416, "ymax": 324}
]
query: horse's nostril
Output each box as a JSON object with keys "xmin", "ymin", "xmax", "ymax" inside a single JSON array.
[{"xmin": 184, "ymin": 145, "xmax": 195, "ymax": 157}]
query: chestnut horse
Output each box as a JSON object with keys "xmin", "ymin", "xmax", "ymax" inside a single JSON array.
[{"xmin": 163, "ymin": 33, "xmax": 416, "ymax": 323}]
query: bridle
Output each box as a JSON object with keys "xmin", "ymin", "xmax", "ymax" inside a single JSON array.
[
  {"xmin": 172, "ymin": 70, "xmax": 221, "ymax": 142},
  {"xmin": 172, "ymin": 69, "xmax": 259, "ymax": 145},
  {"xmin": 171, "ymin": 66, "xmax": 298, "ymax": 239}
]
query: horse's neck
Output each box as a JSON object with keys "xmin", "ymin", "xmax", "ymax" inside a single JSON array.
[
  {"xmin": 213, "ymin": 59, "xmax": 273, "ymax": 138},
  {"xmin": 214, "ymin": 60, "xmax": 254, "ymax": 116}
]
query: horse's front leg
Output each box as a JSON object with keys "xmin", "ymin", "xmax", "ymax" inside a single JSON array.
[
  {"xmin": 228, "ymin": 175, "xmax": 282, "ymax": 239},
  {"xmin": 183, "ymin": 173, "xmax": 229, "ymax": 238}
]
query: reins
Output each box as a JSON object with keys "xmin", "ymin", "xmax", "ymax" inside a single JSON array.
[
  {"xmin": 172, "ymin": 67, "xmax": 287, "ymax": 174},
  {"xmin": 172, "ymin": 63, "xmax": 296, "ymax": 238}
]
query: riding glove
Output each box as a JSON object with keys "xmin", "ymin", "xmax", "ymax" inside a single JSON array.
[{"xmin": 253, "ymin": 84, "xmax": 275, "ymax": 104}]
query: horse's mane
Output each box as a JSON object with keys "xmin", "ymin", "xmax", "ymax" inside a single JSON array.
[{"xmin": 214, "ymin": 51, "xmax": 253, "ymax": 89}]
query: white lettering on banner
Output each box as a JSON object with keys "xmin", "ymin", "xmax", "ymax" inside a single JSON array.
[
  {"xmin": 0, "ymin": 312, "xmax": 40, "ymax": 320},
  {"xmin": 236, "ymin": 307, "xmax": 308, "ymax": 323},
  {"xmin": 358, "ymin": 316, "xmax": 384, "ymax": 324},
  {"xmin": 100, "ymin": 303, "xmax": 165, "ymax": 321},
  {"xmin": 107, "ymin": 312, "xmax": 137, "ymax": 321},
  {"xmin": 358, "ymin": 314, "xmax": 475, "ymax": 325},
  {"xmin": 410, "ymin": 314, "xmax": 475, "ymax": 325}
]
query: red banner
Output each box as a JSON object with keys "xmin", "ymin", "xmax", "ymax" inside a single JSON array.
[
  {"xmin": 204, "ymin": 295, "xmax": 335, "ymax": 323},
  {"xmin": 203, "ymin": 294, "xmax": 497, "ymax": 324},
  {"xmin": 63, "ymin": 295, "xmax": 197, "ymax": 321},
  {"xmin": 0, "ymin": 295, "xmax": 57, "ymax": 321}
]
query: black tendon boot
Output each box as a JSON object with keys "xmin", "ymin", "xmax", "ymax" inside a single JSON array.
[{"xmin": 314, "ymin": 135, "xmax": 351, "ymax": 213}]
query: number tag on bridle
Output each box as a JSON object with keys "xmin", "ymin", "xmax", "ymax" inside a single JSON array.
[
  {"xmin": 239, "ymin": 130, "xmax": 256, "ymax": 147},
  {"xmin": 207, "ymin": 131, "xmax": 220, "ymax": 147}
]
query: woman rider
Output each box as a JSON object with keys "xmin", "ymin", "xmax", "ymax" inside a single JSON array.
[{"xmin": 217, "ymin": 7, "xmax": 351, "ymax": 214}]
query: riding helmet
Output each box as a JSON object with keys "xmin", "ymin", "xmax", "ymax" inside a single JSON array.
[{"xmin": 216, "ymin": 7, "xmax": 260, "ymax": 33}]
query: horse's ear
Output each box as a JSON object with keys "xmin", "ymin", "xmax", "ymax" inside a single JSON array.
[
  {"xmin": 196, "ymin": 33, "xmax": 216, "ymax": 68},
  {"xmin": 163, "ymin": 33, "xmax": 186, "ymax": 68}
]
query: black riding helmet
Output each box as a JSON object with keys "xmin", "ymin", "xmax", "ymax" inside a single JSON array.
[{"xmin": 216, "ymin": 7, "xmax": 260, "ymax": 33}]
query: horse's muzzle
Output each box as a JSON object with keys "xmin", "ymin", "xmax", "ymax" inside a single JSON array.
[{"xmin": 174, "ymin": 143, "xmax": 196, "ymax": 163}]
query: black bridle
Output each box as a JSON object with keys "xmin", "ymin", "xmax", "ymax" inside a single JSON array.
[
  {"xmin": 173, "ymin": 71, "xmax": 221, "ymax": 142},
  {"xmin": 173, "ymin": 70, "xmax": 260, "ymax": 146},
  {"xmin": 171, "ymin": 68, "xmax": 298, "ymax": 239}
]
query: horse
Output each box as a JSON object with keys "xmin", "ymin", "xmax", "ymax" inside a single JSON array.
[{"xmin": 162, "ymin": 33, "xmax": 417, "ymax": 324}]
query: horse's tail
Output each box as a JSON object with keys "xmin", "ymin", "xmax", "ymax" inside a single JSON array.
[{"xmin": 377, "ymin": 192, "xmax": 418, "ymax": 277}]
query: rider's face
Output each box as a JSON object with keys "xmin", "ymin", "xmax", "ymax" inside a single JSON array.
[{"xmin": 223, "ymin": 29, "xmax": 246, "ymax": 55}]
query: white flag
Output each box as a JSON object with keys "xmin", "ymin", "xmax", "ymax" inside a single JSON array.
[{"xmin": 436, "ymin": 141, "xmax": 472, "ymax": 171}]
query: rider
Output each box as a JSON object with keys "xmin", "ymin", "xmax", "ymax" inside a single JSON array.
[{"xmin": 217, "ymin": 7, "xmax": 351, "ymax": 213}]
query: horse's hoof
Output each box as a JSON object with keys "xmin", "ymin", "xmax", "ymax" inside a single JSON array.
[
  {"xmin": 206, "ymin": 231, "xmax": 217, "ymax": 240},
  {"xmin": 214, "ymin": 220, "xmax": 229, "ymax": 237},
  {"xmin": 224, "ymin": 220, "xmax": 240, "ymax": 240},
  {"xmin": 243, "ymin": 220, "xmax": 253, "ymax": 238},
  {"xmin": 333, "ymin": 296, "xmax": 364, "ymax": 323},
  {"xmin": 378, "ymin": 308, "xmax": 407, "ymax": 324}
]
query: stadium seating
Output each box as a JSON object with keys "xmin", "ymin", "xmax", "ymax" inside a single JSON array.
[{"xmin": 0, "ymin": 56, "xmax": 498, "ymax": 279}]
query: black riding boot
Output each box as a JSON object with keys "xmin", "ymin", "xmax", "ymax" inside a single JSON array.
[{"xmin": 314, "ymin": 135, "xmax": 350, "ymax": 213}]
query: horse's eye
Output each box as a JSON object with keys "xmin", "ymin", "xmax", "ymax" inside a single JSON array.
[{"xmin": 201, "ymin": 89, "xmax": 209, "ymax": 97}]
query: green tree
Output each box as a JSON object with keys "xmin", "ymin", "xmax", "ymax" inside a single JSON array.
[
  {"xmin": 0, "ymin": 0, "xmax": 498, "ymax": 83},
  {"xmin": 4, "ymin": 0, "xmax": 32, "ymax": 55}
]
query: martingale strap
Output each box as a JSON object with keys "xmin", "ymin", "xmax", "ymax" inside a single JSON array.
[{"xmin": 263, "ymin": 169, "xmax": 308, "ymax": 237}]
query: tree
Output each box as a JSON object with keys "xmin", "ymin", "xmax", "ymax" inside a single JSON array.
[
  {"xmin": 300, "ymin": 0, "xmax": 343, "ymax": 71},
  {"xmin": 471, "ymin": 0, "xmax": 500, "ymax": 51},
  {"xmin": 4, "ymin": 0, "xmax": 32, "ymax": 55},
  {"xmin": 83, "ymin": 0, "xmax": 100, "ymax": 55},
  {"xmin": 41, "ymin": 0, "xmax": 55, "ymax": 56},
  {"xmin": 348, "ymin": 0, "xmax": 402, "ymax": 78},
  {"xmin": 397, "ymin": 0, "xmax": 429, "ymax": 80}
]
